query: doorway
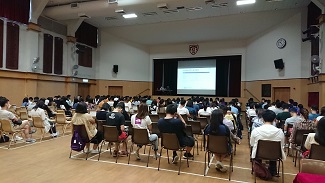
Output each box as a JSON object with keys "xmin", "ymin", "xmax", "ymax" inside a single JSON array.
[
  {"xmin": 78, "ymin": 83, "xmax": 90, "ymax": 99},
  {"xmin": 108, "ymin": 86, "xmax": 123, "ymax": 96},
  {"xmin": 273, "ymin": 87, "xmax": 290, "ymax": 102}
]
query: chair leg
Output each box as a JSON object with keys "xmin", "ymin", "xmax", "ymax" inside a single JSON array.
[
  {"xmin": 98, "ymin": 141, "xmax": 104, "ymax": 161},
  {"xmin": 115, "ymin": 142, "xmax": 120, "ymax": 163},
  {"xmin": 128, "ymin": 143, "xmax": 134, "ymax": 164},
  {"xmin": 204, "ymin": 151, "xmax": 208, "ymax": 176},
  {"xmin": 294, "ymin": 149, "xmax": 298, "ymax": 167},
  {"xmin": 196, "ymin": 139, "xmax": 199, "ymax": 155},
  {"xmin": 143, "ymin": 145, "xmax": 146, "ymax": 154},
  {"xmin": 234, "ymin": 143, "xmax": 237, "ymax": 155},
  {"xmin": 281, "ymin": 160, "xmax": 284, "ymax": 183},
  {"xmin": 158, "ymin": 148, "xmax": 163, "ymax": 171},
  {"xmin": 178, "ymin": 150, "xmax": 182, "ymax": 175},
  {"xmin": 85, "ymin": 146, "xmax": 90, "ymax": 160},
  {"xmin": 229, "ymin": 154, "xmax": 232, "ymax": 181},
  {"xmin": 147, "ymin": 144, "xmax": 151, "ymax": 167},
  {"xmin": 40, "ymin": 129, "xmax": 44, "ymax": 142},
  {"xmin": 167, "ymin": 150, "xmax": 170, "ymax": 164},
  {"xmin": 69, "ymin": 150, "xmax": 73, "ymax": 158}
]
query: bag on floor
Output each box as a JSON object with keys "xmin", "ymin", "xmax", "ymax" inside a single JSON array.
[
  {"xmin": 253, "ymin": 160, "xmax": 272, "ymax": 180},
  {"xmin": 0, "ymin": 135, "xmax": 9, "ymax": 143},
  {"xmin": 71, "ymin": 130, "xmax": 85, "ymax": 152}
]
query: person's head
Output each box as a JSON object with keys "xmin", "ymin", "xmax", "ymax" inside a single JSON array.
[
  {"xmin": 320, "ymin": 106, "xmax": 325, "ymax": 116},
  {"xmin": 311, "ymin": 106, "xmax": 318, "ymax": 114},
  {"xmin": 288, "ymin": 99, "xmax": 294, "ymax": 104},
  {"xmin": 298, "ymin": 104, "xmax": 304, "ymax": 110},
  {"xmin": 67, "ymin": 95, "xmax": 71, "ymax": 99},
  {"xmin": 262, "ymin": 110, "xmax": 276, "ymax": 123},
  {"xmin": 300, "ymin": 108, "xmax": 309, "ymax": 120},
  {"xmin": 210, "ymin": 109, "xmax": 224, "ymax": 129},
  {"xmin": 229, "ymin": 101, "xmax": 234, "ymax": 106},
  {"xmin": 275, "ymin": 102, "xmax": 281, "ymax": 109},
  {"xmin": 166, "ymin": 104, "xmax": 177, "ymax": 115},
  {"xmin": 29, "ymin": 97, "xmax": 33, "ymax": 101},
  {"xmin": 151, "ymin": 100, "xmax": 157, "ymax": 106},
  {"xmin": 22, "ymin": 97, "xmax": 28, "ymax": 103},
  {"xmin": 35, "ymin": 101, "xmax": 45, "ymax": 109},
  {"xmin": 114, "ymin": 103, "xmax": 124, "ymax": 113},
  {"xmin": 186, "ymin": 100, "xmax": 193, "ymax": 107},
  {"xmin": 249, "ymin": 103, "xmax": 255, "ymax": 109},
  {"xmin": 101, "ymin": 103, "xmax": 110, "ymax": 111},
  {"xmin": 289, "ymin": 107, "xmax": 298, "ymax": 116},
  {"xmin": 282, "ymin": 104, "xmax": 289, "ymax": 111},
  {"xmin": 261, "ymin": 98, "xmax": 265, "ymax": 102},
  {"xmin": 314, "ymin": 117, "xmax": 325, "ymax": 146},
  {"xmin": 0, "ymin": 97, "xmax": 10, "ymax": 108},
  {"xmin": 137, "ymin": 103, "xmax": 149, "ymax": 119},
  {"xmin": 293, "ymin": 102, "xmax": 298, "ymax": 107},
  {"xmin": 34, "ymin": 97, "xmax": 39, "ymax": 103},
  {"xmin": 256, "ymin": 108, "xmax": 265, "ymax": 119},
  {"xmin": 211, "ymin": 102, "xmax": 217, "ymax": 108},
  {"xmin": 203, "ymin": 101, "xmax": 208, "ymax": 111},
  {"xmin": 180, "ymin": 99, "xmax": 186, "ymax": 106},
  {"xmin": 75, "ymin": 102, "xmax": 88, "ymax": 114}
]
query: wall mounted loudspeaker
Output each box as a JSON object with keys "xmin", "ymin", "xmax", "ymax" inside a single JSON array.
[
  {"xmin": 113, "ymin": 65, "xmax": 118, "ymax": 73},
  {"xmin": 274, "ymin": 59, "xmax": 284, "ymax": 70}
]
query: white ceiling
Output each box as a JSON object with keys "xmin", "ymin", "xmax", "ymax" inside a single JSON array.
[{"xmin": 42, "ymin": 0, "xmax": 311, "ymax": 45}]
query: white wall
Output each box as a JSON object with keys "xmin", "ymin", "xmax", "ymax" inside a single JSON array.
[
  {"xmin": 245, "ymin": 12, "xmax": 308, "ymax": 81},
  {"xmin": 149, "ymin": 40, "xmax": 247, "ymax": 82},
  {"xmin": 97, "ymin": 31, "xmax": 150, "ymax": 81}
]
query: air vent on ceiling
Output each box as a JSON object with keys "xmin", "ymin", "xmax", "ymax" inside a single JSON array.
[
  {"xmin": 105, "ymin": 16, "xmax": 118, "ymax": 20},
  {"xmin": 142, "ymin": 12, "xmax": 158, "ymax": 16},
  {"xmin": 158, "ymin": 3, "xmax": 168, "ymax": 10},
  {"xmin": 78, "ymin": 13, "xmax": 90, "ymax": 19},
  {"xmin": 115, "ymin": 9, "xmax": 125, "ymax": 14},
  {"xmin": 205, "ymin": 0, "xmax": 215, "ymax": 4},
  {"xmin": 71, "ymin": 3, "xmax": 79, "ymax": 8},
  {"xmin": 108, "ymin": 0, "xmax": 118, "ymax": 4},
  {"xmin": 211, "ymin": 2, "xmax": 228, "ymax": 8},
  {"xmin": 186, "ymin": 7, "xmax": 203, "ymax": 11},
  {"xmin": 266, "ymin": 0, "xmax": 283, "ymax": 2},
  {"xmin": 163, "ymin": 9, "xmax": 179, "ymax": 14}
]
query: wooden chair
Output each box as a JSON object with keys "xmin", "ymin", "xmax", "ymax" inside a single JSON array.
[
  {"xmin": 32, "ymin": 116, "xmax": 50, "ymax": 142},
  {"xmin": 96, "ymin": 119, "xmax": 105, "ymax": 133},
  {"xmin": 252, "ymin": 140, "xmax": 284, "ymax": 183},
  {"xmin": 125, "ymin": 120, "xmax": 132, "ymax": 136},
  {"xmin": 188, "ymin": 121, "xmax": 201, "ymax": 153},
  {"xmin": 292, "ymin": 129, "xmax": 315, "ymax": 166},
  {"xmin": 151, "ymin": 122, "xmax": 160, "ymax": 138},
  {"xmin": 0, "ymin": 119, "xmax": 24, "ymax": 149},
  {"xmin": 158, "ymin": 133, "xmax": 189, "ymax": 175},
  {"xmin": 149, "ymin": 114, "xmax": 159, "ymax": 122},
  {"xmin": 55, "ymin": 113, "xmax": 71, "ymax": 135},
  {"xmin": 309, "ymin": 144, "xmax": 325, "ymax": 161},
  {"xmin": 204, "ymin": 135, "xmax": 233, "ymax": 180},
  {"xmin": 69, "ymin": 124, "xmax": 90, "ymax": 160},
  {"xmin": 20, "ymin": 111, "xmax": 28, "ymax": 120},
  {"xmin": 197, "ymin": 117, "xmax": 208, "ymax": 131},
  {"xmin": 56, "ymin": 109, "xmax": 65, "ymax": 114},
  {"xmin": 184, "ymin": 125, "xmax": 198, "ymax": 157},
  {"xmin": 300, "ymin": 159, "xmax": 325, "ymax": 175},
  {"xmin": 98, "ymin": 125, "xmax": 127, "ymax": 163},
  {"xmin": 285, "ymin": 123, "xmax": 294, "ymax": 156},
  {"xmin": 128, "ymin": 128, "xmax": 153, "ymax": 167},
  {"xmin": 180, "ymin": 114, "xmax": 188, "ymax": 121},
  {"xmin": 158, "ymin": 113, "xmax": 165, "ymax": 119}
]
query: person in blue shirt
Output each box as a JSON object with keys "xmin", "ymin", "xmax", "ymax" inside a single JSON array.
[
  {"xmin": 21, "ymin": 97, "xmax": 29, "ymax": 107},
  {"xmin": 229, "ymin": 101, "xmax": 239, "ymax": 115},
  {"xmin": 185, "ymin": 100, "xmax": 197, "ymax": 117},
  {"xmin": 308, "ymin": 106, "xmax": 319, "ymax": 121}
]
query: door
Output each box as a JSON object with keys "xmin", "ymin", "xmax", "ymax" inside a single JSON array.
[
  {"xmin": 273, "ymin": 87, "xmax": 290, "ymax": 102},
  {"xmin": 108, "ymin": 86, "xmax": 123, "ymax": 96},
  {"xmin": 308, "ymin": 92, "xmax": 319, "ymax": 107},
  {"xmin": 78, "ymin": 83, "xmax": 90, "ymax": 99}
]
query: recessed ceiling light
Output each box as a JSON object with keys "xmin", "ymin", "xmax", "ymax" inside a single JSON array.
[
  {"xmin": 236, "ymin": 0, "xmax": 256, "ymax": 6},
  {"xmin": 123, "ymin": 13, "xmax": 137, "ymax": 19},
  {"xmin": 186, "ymin": 7, "xmax": 203, "ymax": 11}
]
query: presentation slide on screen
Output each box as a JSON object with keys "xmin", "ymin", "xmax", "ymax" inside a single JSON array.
[{"xmin": 177, "ymin": 60, "xmax": 216, "ymax": 95}]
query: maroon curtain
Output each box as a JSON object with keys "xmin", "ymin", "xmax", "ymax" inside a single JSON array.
[
  {"xmin": 0, "ymin": 0, "xmax": 30, "ymax": 24},
  {"xmin": 78, "ymin": 46, "xmax": 92, "ymax": 68},
  {"xmin": 76, "ymin": 22, "xmax": 98, "ymax": 48},
  {"xmin": 54, "ymin": 37, "xmax": 63, "ymax": 75},
  {"xmin": 6, "ymin": 22, "xmax": 19, "ymax": 70},
  {"xmin": 43, "ymin": 34, "xmax": 53, "ymax": 73},
  {"xmin": 0, "ymin": 19, "xmax": 3, "ymax": 68}
]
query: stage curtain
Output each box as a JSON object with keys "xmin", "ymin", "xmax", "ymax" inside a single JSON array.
[
  {"xmin": 229, "ymin": 56, "xmax": 242, "ymax": 97},
  {"xmin": 216, "ymin": 58, "xmax": 229, "ymax": 97},
  {"xmin": 0, "ymin": 19, "xmax": 3, "ymax": 68},
  {"xmin": 0, "ymin": 0, "xmax": 30, "ymax": 24},
  {"xmin": 163, "ymin": 60, "xmax": 177, "ymax": 95},
  {"xmin": 6, "ymin": 22, "xmax": 19, "ymax": 70},
  {"xmin": 43, "ymin": 34, "xmax": 53, "ymax": 73},
  {"xmin": 54, "ymin": 37, "xmax": 63, "ymax": 75},
  {"xmin": 76, "ymin": 22, "xmax": 98, "ymax": 48},
  {"xmin": 153, "ymin": 60, "xmax": 163, "ymax": 94},
  {"xmin": 78, "ymin": 46, "xmax": 92, "ymax": 68}
]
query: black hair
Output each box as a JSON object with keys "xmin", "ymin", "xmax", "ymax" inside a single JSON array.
[
  {"xmin": 34, "ymin": 101, "xmax": 45, "ymax": 110},
  {"xmin": 210, "ymin": 109, "xmax": 224, "ymax": 135},
  {"xmin": 186, "ymin": 100, "xmax": 193, "ymax": 107},
  {"xmin": 203, "ymin": 101, "xmax": 208, "ymax": 111},
  {"xmin": 311, "ymin": 106, "xmax": 318, "ymax": 112},
  {"xmin": 73, "ymin": 98, "xmax": 79, "ymax": 104},
  {"xmin": 320, "ymin": 106, "xmax": 325, "ymax": 116},
  {"xmin": 262, "ymin": 110, "xmax": 276, "ymax": 123},
  {"xmin": 293, "ymin": 102, "xmax": 298, "ymax": 106},
  {"xmin": 282, "ymin": 103, "xmax": 289, "ymax": 110},
  {"xmin": 275, "ymin": 102, "xmax": 281, "ymax": 108},
  {"xmin": 180, "ymin": 99, "xmax": 186, "ymax": 106},
  {"xmin": 34, "ymin": 97, "xmax": 39, "ymax": 103},
  {"xmin": 315, "ymin": 117, "xmax": 325, "ymax": 146},
  {"xmin": 115, "ymin": 103, "xmax": 124, "ymax": 109},
  {"xmin": 29, "ymin": 97, "xmax": 33, "ymax": 101},
  {"xmin": 0, "ymin": 97, "xmax": 9, "ymax": 107},
  {"xmin": 300, "ymin": 108, "xmax": 309, "ymax": 120},
  {"xmin": 22, "ymin": 97, "xmax": 28, "ymax": 103},
  {"xmin": 101, "ymin": 103, "xmax": 110, "ymax": 111},
  {"xmin": 298, "ymin": 104, "xmax": 304, "ymax": 110},
  {"xmin": 166, "ymin": 104, "xmax": 177, "ymax": 114},
  {"xmin": 75, "ymin": 102, "xmax": 88, "ymax": 114},
  {"xmin": 289, "ymin": 99, "xmax": 294, "ymax": 104},
  {"xmin": 151, "ymin": 100, "xmax": 157, "ymax": 106}
]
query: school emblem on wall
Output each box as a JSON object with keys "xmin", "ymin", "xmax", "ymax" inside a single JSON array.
[{"xmin": 189, "ymin": 44, "xmax": 199, "ymax": 55}]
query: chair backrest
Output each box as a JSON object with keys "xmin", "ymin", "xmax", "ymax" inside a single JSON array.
[
  {"xmin": 0, "ymin": 119, "xmax": 15, "ymax": 133},
  {"xmin": 309, "ymin": 144, "xmax": 325, "ymax": 161},
  {"xmin": 151, "ymin": 122, "xmax": 160, "ymax": 137},
  {"xmin": 158, "ymin": 107, "xmax": 166, "ymax": 114},
  {"xmin": 180, "ymin": 114, "xmax": 188, "ymax": 122},
  {"xmin": 56, "ymin": 109, "xmax": 65, "ymax": 114},
  {"xmin": 188, "ymin": 121, "xmax": 201, "ymax": 134},
  {"xmin": 293, "ymin": 129, "xmax": 315, "ymax": 145},
  {"xmin": 56, "ymin": 113, "xmax": 66, "ymax": 124},
  {"xmin": 185, "ymin": 125, "xmax": 193, "ymax": 137},
  {"xmin": 32, "ymin": 116, "xmax": 44, "ymax": 128},
  {"xmin": 197, "ymin": 117, "xmax": 208, "ymax": 129},
  {"xmin": 103, "ymin": 125, "xmax": 119, "ymax": 142},
  {"xmin": 125, "ymin": 120, "xmax": 132, "ymax": 136},
  {"xmin": 132, "ymin": 128, "xmax": 150, "ymax": 145},
  {"xmin": 158, "ymin": 113, "xmax": 165, "ymax": 119},
  {"xmin": 207, "ymin": 135, "xmax": 229, "ymax": 154},
  {"xmin": 149, "ymin": 114, "xmax": 159, "ymax": 122},
  {"xmin": 256, "ymin": 140, "xmax": 282, "ymax": 160},
  {"xmin": 96, "ymin": 119, "xmax": 105, "ymax": 132},
  {"xmin": 161, "ymin": 133, "xmax": 181, "ymax": 150},
  {"xmin": 300, "ymin": 134, "xmax": 308, "ymax": 152},
  {"xmin": 72, "ymin": 124, "xmax": 89, "ymax": 142},
  {"xmin": 20, "ymin": 111, "xmax": 28, "ymax": 120},
  {"xmin": 301, "ymin": 159, "xmax": 325, "ymax": 175}
]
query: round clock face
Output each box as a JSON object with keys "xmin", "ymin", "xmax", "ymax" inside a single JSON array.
[{"xmin": 276, "ymin": 38, "xmax": 286, "ymax": 49}]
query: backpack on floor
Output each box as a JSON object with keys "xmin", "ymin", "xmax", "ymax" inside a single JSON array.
[
  {"xmin": 0, "ymin": 135, "xmax": 9, "ymax": 143},
  {"xmin": 71, "ymin": 130, "xmax": 85, "ymax": 152},
  {"xmin": 253, "ymin": 160, "xmax": 273, "ymax": 180}
]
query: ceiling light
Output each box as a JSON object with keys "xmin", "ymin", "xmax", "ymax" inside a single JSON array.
[
  {"xmin": 236, "ymin": 0, "xmax": 256, "ymax": 5},
  {"xmin": 123, "ymin": 13, "xmax": 137, "ymax": 19}
]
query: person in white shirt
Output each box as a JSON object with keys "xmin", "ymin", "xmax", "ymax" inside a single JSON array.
[
  {"xmin": 210, "ymin": 103, "xmax": 219, "ymax": 112},
  {"xmin": 198, "ymin": 102, "xmax": 211, "ymax": 117},
  {"xmin": 250, "ymin": 110, "xmax": 285, "ymax": 176},
  {"xmin": 246, "ymin": 103, "xmax": 257, "ymax": 118},
  {"xmin": 124, "ymin": 97, "xmax": 132, "ymax": 112},
  {"xmin": 267, "ymin": 102, "xmax": 276, "ymax": 111},
  {"xmin": 177, "ymin": 99, "xmax": 190, "ymax": 118},
  {"xmin": 271, "ymin": 102, "xmax": 283, "ymax": 115},
  {"xmin": 131, "ymin": 104, "xmax": 159, "ymax": 160}
]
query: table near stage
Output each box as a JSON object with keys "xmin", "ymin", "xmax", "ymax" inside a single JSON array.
[{"xmin": 293, "ymin": 173, "xmax": 325, "ymax": 183}]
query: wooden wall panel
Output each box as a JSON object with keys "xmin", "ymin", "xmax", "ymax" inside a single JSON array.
[
  {"xmin": 97, "ymin": 80, "xmax": 150, "ymax": 97},
  {"xmin": 36, "ymin": 81, "xmax": 66, "ymax": 98}
]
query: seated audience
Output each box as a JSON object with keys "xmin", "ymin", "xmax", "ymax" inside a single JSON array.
[
  {"xmin": 290, "ymin": 108, "xmax": 316, "ymax": 143},
  {"xmin": 21, "ymin": 97, "xmax": 29, "ymax": 107},
  {"xmin": 117, "ymin": 102, "xmax": 130, "ymax": 121},
  {"xmin": 0, "ymin": 97, "xmax": 35, "ymax": 143},
  {"xmin": 271, "ymin": 102, "xmax": 283, "ymax": 115},
  {"xmin": 250, "ymin": 110, "xmax": 285, "ymax": 176},
  {"xmin": 304, "ymin": 117, "xmax": 325, "ymax": 150},
  {"xmin": 158, "ymin": 104, "xmax": 194, "ymax": 163},
  {"xmin": 204, "ymin": 109, "xmax": 232, "ymax": 173},
  {"xmin": 96, "ymin": 103, "xmax": 110, "ymax": 120},
  {"xmin": 185, "ymin": 100, "xmax": 197, "ymax": 118},
  {"xmin": 177, "ymin": 99, "xmax": 190, "ymax": 118},
  {"xmin": 210, "ymin": 103, "xmax": 219, "ymax": 111},
  {"xmin": 131, "ymin": 104, "xmax": 159, "ymax": 159},
  {"xmin": 72, "ymin": 98, "xmax": 79, "ymax": 109},
  {"xmin": 198, "ymin": 102, "xmax": 212, "ymax": 117},
  {"xmin": 223, "ymin": 107, "xmax": 235, "ymax": 131},
  {"xmin": 105, "ymin": 103, "xmax": 128, "ymax": 156},
  {"xmin": 251, "ymin": 109, "xmax": 265, "ymax": 132},
  {"xmin": 284, "ymin": 107, "xmax": 300, "ymax": 133},
  {"xmin": 246, "ymin": 103, "xmax": 257, "ymax": 118},
  {"xmin": 276, "ymin": 104, "xmax": 291, "ymax": 127},
  {"xmin": 315, "ymin": 106, "xmax": 325, "ymax": 124},
  {"xmin": 308, "ymin": 106, "xmax": 319, "ymax": 121},
  {"xmin": 149, "ymin": 100, "xmax": 158, "ymax": 114},
  {"xmin": 72, "ymin": 102, "xmax": 103, "ymax": 153}
]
